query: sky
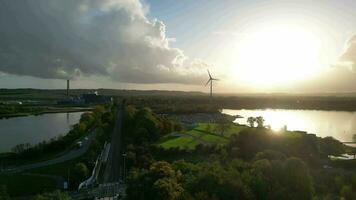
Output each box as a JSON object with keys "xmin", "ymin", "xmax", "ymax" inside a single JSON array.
[{"xmin": 1, "ymin": 0, "xmax": 356, "ymax": 93}]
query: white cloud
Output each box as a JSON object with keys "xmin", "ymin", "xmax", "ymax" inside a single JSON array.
[
  {"xmin": 0, "ymin": 0, "xmax": 207, "ymax": 84},
  {"xmin": 339, "ymin": 34, "xmax": 356, "ymax": 71}
]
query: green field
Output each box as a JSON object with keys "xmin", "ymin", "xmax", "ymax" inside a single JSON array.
[
  {"xmin": 158, "ymin": 123, "xmax": 247, "ymax": 150},
  {"xmin": 158, "ymin": 135, "xmax": 198, "ymax": 150}
]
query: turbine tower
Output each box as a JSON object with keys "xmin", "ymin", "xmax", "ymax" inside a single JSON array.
[
  {"xmin": 205, "ymin": 70, "xmax": 219, "ymax": 98},
  {"xmin": 66, "ymin": 79, "xmax": 70, "ymax": 97}
]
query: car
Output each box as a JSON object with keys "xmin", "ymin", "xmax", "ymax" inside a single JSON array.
[{"xmin": 76, "ymin": 141, "xmax": 83, "ymax": 148}]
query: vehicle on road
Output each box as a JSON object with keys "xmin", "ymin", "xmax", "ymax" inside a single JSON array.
[{"xmin": 76, "ymin": 141, "xmax": 83, "ymax": 148}]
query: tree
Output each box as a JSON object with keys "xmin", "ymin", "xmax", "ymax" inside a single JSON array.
[
  {"xmin": 320, "ymin": 137, "xmax": 345, "ymax": 156},
  {"xmin": 33, "ymin": 190, "xmax": 71, "ymax": 200},
  {"xmin": 11, "ymin": 143, "xmax": 31, "ymax": 153},
  {"xmin": 153, "ymin": 177, "xmax": 184, "ymax": 200},
  {"xmin": 78, "ymin": 122, "xmax": 87, "ymax": 134},
  {"xmin": 185, "ymin": 161, "xmax": 253, "ymax": 200},
  {"xmin": 215, "ymin": 117, "xmax": 231, "ymax": 136},
  {"xmin": 126, "ymin": 161, "xmax": 183, "ymax": 200},
  {"xmin": 340, "ymin": 185, "xmax": 355, "ymax": 200},
  {"xmin": 353, "ymin": 134, "xmax": 356, "ymax": 142},
  {"xmin": 228, "ymin": 128, "xmax": 271, "ymax": 159},
  {"xmin": 205, "ymin": 123, "xmax": 212, "ymax": 133},
  {"xmin": 93, "ymin": 105, "xmax": 105, "ymax": 116},
  {"xmin": 283, "ymin": 157, "xmax": 314, "ymax": 200},
  {"xmin": 71, "ymin": 162, "xmax": 89, "ymax": 187},
  {"xmin": 0, "ymin": 185, "xmax": 9, "ymax": 200},
  {"xmin": 254, "ymin": 150, "xmax": 286, "ymax": 161},
  {"xmin": 255, "ymin": 116, "xmax": 265, "ymax": 128},
  {"xmin": 247, "ymin": 117, "xmax": 256, "ymax": 128},
  {"xmin": 79, "ymin": 112, "xmax": 95, "ymax": 126}
]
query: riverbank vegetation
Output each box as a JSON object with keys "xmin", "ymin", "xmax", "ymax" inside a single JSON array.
[
  {"xmin": 0, "ymin": 104, "xmax": 116, "ymax": 197},
  {"xmin": 0, "ymin": 104, "xmax": 93, "ymax": 119},
  {"xmin": 0, "ymin": 106, "xmax": 106, "ymax": 166},
  {"xmin": 121, "ymin": 105, "xmax": 356, "ymax": 200}
]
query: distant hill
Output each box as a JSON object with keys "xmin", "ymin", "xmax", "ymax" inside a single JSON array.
[
  {"xmin": 4, "ymin": 88, "xmax": 356, "ymax": 111},
  {"xmin": 0, "ymin": 88, "xmax": 205, "ymax": 101}
]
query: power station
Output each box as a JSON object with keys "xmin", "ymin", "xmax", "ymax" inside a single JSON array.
[{"xmin": 58, "ymin": 80, "xmax": 112, "ymax": 105}]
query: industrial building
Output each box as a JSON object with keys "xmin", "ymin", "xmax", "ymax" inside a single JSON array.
[{"xmin": 57, "ymin": 80, "xmax": 112, "ymax": 105}]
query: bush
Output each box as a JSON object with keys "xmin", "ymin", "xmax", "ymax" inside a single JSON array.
[
  {"xmin": 71, "ymin": 162, "xmax": 89, "ymax": 188},
  {"xmin": 126, "ymin": 161, "xmax": 183, "ymax": 200},
  {"xmin": 33, "ymin": 190, "xmax": 71, "ymax": 200}
]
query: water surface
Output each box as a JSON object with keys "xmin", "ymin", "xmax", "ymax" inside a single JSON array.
[
  {"xmin": 222, "ymin": 109, "xmax": 356, "ymax": 143},
  {"xmin": 0, "ymin": 112, "xmax": 83, "ymax": 152}
]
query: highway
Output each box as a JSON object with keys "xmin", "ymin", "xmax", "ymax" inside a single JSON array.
[
  {"xmin": 102, "ymin": 102, "xmax": 123, "ymax": 183},
  {"xmin": 1, "ymin": 127, "xmax": 97, "ymax": 173},
  {"xmin": 73, "ymin": 102, "xmax": 125, "ymax": 199}
]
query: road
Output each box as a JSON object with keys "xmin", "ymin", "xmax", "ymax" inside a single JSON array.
[
  {"xmin": 71, "ymin": 102, "xmax": 125, "ymax": 199},
  {"xmin": 2, "ymin": 127, "xmax": 97, "ymax": 173},
  {"xmin": 102, "ymin": 102, "xmax": 123, "ymax": 183}
]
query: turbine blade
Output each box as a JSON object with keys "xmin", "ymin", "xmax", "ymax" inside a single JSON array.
[
  {"xmin": 205, "ymin": 79, "xmax": 211, "ymax": 86},
  {"xmin": 207, "ymin": 69, "xmax": 212, "ymax": 79},
  {"xmin": 212, "ymin": 78, "xmax": 219, "ymax": 81}
]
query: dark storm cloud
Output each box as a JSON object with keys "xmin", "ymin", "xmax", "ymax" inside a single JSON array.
[{"xmin": 0, "ymin": 0, "xmax": 206, "ymax": 84}]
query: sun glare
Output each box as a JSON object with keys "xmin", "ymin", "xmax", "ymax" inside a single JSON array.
[{"xmin": 233, "ymin": 26, "xmax": 322, "ymax": 87}]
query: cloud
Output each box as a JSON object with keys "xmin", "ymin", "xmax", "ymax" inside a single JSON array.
[
  {"xmin": 338, "ymin": 35, "xmax": 356, "ymax": 71},
  {"xmin": 0, "ymin": 0, "xmax": 207, "ymax": 84},
  {"xmin": 212, "ymin": 30, "xmax": 247, "ymax": 38},
  {"xmin": 297, "ymin": 67, "xmax": 356, "ymax": 92}
]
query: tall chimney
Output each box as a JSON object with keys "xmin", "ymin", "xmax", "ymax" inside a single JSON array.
[{"xmin": 66, "ymin": 79, "xmax": 70, "ymax": 97}]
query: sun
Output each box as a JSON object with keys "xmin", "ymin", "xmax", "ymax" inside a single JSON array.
[{"xmin": 233, "ymin": 25, "xmax": 322, "ymax": 87}]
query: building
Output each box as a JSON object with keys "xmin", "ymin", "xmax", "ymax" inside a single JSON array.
[
  {"xmin": 57, "ymin": 96, "xmax": 84, "ymax": 105},
  {"xmin": 81, "ymin": 92, "xmax": 112, "ymax": 104}
]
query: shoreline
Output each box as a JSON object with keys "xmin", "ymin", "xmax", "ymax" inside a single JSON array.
[{"xmin": 0, "ymin": 107, "xmax": 93, "ymax": 119}]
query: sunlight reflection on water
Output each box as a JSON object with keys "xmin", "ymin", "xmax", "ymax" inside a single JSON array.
[{"xmin": 222, "ymin": 109, "xmax": 356, "ymax": 143}]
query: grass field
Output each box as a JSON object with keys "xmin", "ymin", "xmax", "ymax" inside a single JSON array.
[
  {"xmin": 194, "ymin": 123, "xmax": 247, "ymax": 137},
  {"xmin": 158, "ymin": 123, "xmax": 247, "ymax": 150},
  {"xmin": 0, "ymin": 174, "xmax": 57, "ymax": 197},
  {"xmin": 158, "ymin": 135, "xmax": 198, "ymax": 150}
]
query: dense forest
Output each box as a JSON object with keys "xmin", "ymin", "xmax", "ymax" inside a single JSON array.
[{"xmin": 121, "ymin": 105, "xmax": 356, "ymax": 200}]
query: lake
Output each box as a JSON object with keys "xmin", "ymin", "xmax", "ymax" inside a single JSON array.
[
  {"xmin": 222, "ymin": 109, "xmax": 356, "ymax": 143},
  {"xmin": 0, "ymin": 112, "xmax": 83, "ymax": 153}
]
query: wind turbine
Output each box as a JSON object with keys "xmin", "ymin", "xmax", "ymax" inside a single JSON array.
[{"xmin": 205, "ymin": 70, "xmax": 219, "ymax": 98}]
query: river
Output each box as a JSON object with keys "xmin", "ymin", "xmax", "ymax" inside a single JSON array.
[
  {"xmin": 222, "ymin": 109, "xmax": 356, "ymax": 143},
  {"xmin": 0, "ymin": 112, "xmax": 83, "ymax": 153}
]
